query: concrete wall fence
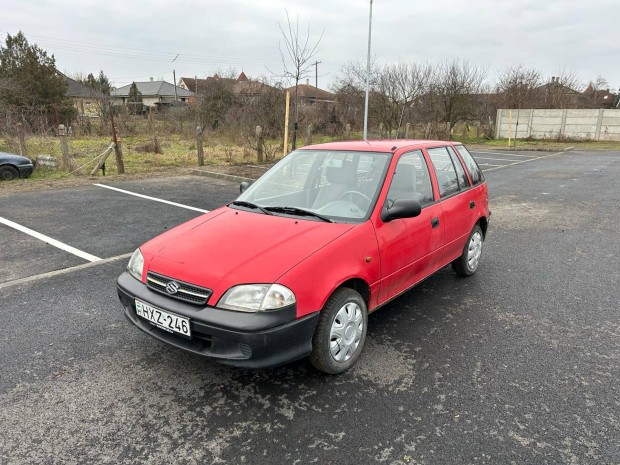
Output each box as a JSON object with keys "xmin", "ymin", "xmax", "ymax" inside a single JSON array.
[{"xmin": 495, "ymin": 109, "xmax": 620, "ymax": 141}]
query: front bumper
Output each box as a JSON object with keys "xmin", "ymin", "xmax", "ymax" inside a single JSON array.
[
  {"xmin": 117, "ymin": 272, "xmax": 318, "ymax": 368},
  {"xmin": 17, "ymin": 164, "xmax": 34, "ymax": 178}
]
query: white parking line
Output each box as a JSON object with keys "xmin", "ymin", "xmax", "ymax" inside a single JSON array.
[
  {"xmin": 0, "ymin": 216, "xmax": 102, "ymax": 262},
  {"xmin": 0, "ymin": 253, "xmax": 132, "ymax": 290},
  {"xmin": 474, "ymin": 156, "xmax": 525, "ymax": 162},
  {"xmin": 470, "ymin": 151, "xmax": 539, "ymax": 158},
  {"xmin": 484, "ymin": 151, "xmax": 565, "ymax": 172},
  {"xmin": 478, "ymin": 163, "xmax": 503, "ymax": 167},
  {"xmin": 94, "ymin": 184, "xmax": 210, "ymax": 213}
]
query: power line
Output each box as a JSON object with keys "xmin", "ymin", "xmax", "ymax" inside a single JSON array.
[{"xmin": 8, "ymin": 32, "xmax": 284, "ymax": 66}]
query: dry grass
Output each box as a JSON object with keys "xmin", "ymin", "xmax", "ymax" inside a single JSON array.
[{"xmin": 0, "ymin": 133, "xmax": 279, "ymax": 180}]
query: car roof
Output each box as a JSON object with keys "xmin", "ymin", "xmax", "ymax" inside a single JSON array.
[{"xmin": 300, "ymin": 139, "xmax": 460, "ymax": 153}]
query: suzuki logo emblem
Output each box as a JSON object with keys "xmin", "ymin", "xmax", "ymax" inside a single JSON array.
[{"xmin": 165, "ymin": 281, "xmax": 180, "ymax": 295}]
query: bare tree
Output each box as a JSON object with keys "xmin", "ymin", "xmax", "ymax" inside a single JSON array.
[
  {"xmin": 277, "ymin": 10, "xmax": 323, "ymax": 149},
  {"xmin": 584, "ymin": 75, "xmax": 610, "ymax": 107},
  {"xmin": 384, "ymin": 63, "xmax": 433, "ymax": 137},
  {"xmin": 332, "ymin": 59, "xmax": 378, "ymax": 129},
  {"xmin": 497, "ymin": 65, "xmax": 542, "ymax": 109},
  {"xmin": 426, "ymin": 60, "xmax": 487, "ymax": 135}
]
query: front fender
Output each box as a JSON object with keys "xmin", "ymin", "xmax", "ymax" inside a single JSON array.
[{"xmin": 277, "ymin": 221, "xmax": 381, "ymax": 317}]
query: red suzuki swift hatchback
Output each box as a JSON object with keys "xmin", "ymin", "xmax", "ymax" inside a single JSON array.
[{"xmin": 117, "ymin": 140, "xmax": 489, "ymax": 374}]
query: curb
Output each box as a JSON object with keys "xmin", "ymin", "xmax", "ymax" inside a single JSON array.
[{"xmin": 191, "ymin": 169, "xmax": 256, "ymax": 183}]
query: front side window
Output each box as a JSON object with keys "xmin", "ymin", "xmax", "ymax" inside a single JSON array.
[
  {"xmin": 427, "ymin": 147, "xmax": 460, "ymax": 198},
  {"xmin": 454, "ymin": 145, "xmax": 484, "ymax": 185},
  {"xmin": 236, "ymin": 150, "xmax": 391, "ymax": 223},
  {"xmin": 386, "ymin": 150, "xmax": 434, "ymax": 206}
]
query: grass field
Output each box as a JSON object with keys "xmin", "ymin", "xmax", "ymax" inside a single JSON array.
[{"xmin": 2, "ymin": 131, "xmax": 620, "ymax": 184}]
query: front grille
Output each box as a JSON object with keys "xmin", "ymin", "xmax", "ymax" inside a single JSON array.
[{"xmin": 146, "ymin": 272, "xmax": 212, "ymax": 305}]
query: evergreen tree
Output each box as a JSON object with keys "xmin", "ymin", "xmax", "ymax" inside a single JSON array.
[
  {"xmin": 0, "ymin": 31, "xmax": 73, "ymax": 123},
  {"xmin": 127, "ymin": 81, "xmax": 143, "ymax": 114},
  {"xmin": 82, "ymin": 70, "xmax": 111, "ymax": 96},
  {"xmin": 127, "ymin": 82, "xmax": 142, "ymax": 103}
]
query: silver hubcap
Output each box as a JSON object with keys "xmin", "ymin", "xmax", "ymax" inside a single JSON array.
[
  {"xmin": 467, "ymin": 231, "xmax": 483, "ymax": 271},
  {"xmin": 329, "ymin": 302, "xmax": 363, "ymax": 362}
]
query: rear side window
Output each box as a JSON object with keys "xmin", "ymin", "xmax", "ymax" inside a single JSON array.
[
  {"xmin": 447, "ymin": 146, "xmax": 470, "ymax": 189},
  {"xmin": 454, "ymin": 145, "xmax": 484, "ymax": 185},
  {"xmin": 427, "ymin": 147, "xmax": 459, "ymax": 198},
  {"xmin": 386, "ymin": 150, "xmax": 434, "ymax": 206}
]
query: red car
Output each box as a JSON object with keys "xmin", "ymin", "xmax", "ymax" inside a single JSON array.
[{"xmin": 117, "ymin": 140, "xmax": 489, "ymax": 374}]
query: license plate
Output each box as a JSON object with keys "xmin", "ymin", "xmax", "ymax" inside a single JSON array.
[{"xmin": 135, "ymin": 299, "xmax": 191, "ymax": 337}]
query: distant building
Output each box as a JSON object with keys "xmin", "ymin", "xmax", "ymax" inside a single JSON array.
[
  {"xmin": 285, "ymin": 80, "xmax": 336, "ymax": 104},
  {"xmin": 111, "ymin": 79, "xmax": 193, "ymax": 109},
  {"xmin": 57, "ymin": 71, "xmax": 106, "ymax": 119},
  {"xmin": 582, "ymin": 84, "xmax": 616, "ymax": 109},
  {"xmin": 179, "ymin": 72, "xmax": 276, "ymax": 102}
]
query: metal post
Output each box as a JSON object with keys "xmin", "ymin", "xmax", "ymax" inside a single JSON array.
[
  {"xmin": 283, "ymin": 90, "xmax": 290, "ymax": 156},
  {"xmin": 363, "ymin": 0, "xmax": 373, "ymax": 140},
  {"xmin": 173, "ymin": 69, "xmax": 178, "ymax": 101}
]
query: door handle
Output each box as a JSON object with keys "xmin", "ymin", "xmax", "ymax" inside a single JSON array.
[
  {"xmin": 469, "ymin": 201, "xmax": 475, "ymax": 209},
  {"xmin": 431, "ymin": 217, "xmax": 440, "ymax": 228}
]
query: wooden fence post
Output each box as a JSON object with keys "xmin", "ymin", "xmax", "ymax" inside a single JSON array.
[
  {"xmin": 405, "ymin": 123, "xmax": 410, "ymax": 139},
  {"xmin": 256, "ymin": 126, "xmax": 264, "ymax": 163},
  {"xmin": 196, "ymin": 125, "xmax": 205, "ymax": 166},
  {"xmin": 90, "ymin": 143, "xmax": 115, "ymax": 176},
  {"xmin": 58, "ymin": 124, "xmax": 74, "ymax": 170},
  {"xmin": 109, "ymin": 108, "xmax": 125, "ymax": 174},
  {"xmin": 306, "ymin": 124, "xmax": 313, "ymax": 146},
  {"xmin": 379, "ymin": 123, "xmax": 384, "ymax": 138},
  {"xmin": 17, "ymin": 123, "xmax": 27, "ymax": 158},
  {"xmin": 345, "ymin": 124, "xmax": 351, "ymax": 139}
]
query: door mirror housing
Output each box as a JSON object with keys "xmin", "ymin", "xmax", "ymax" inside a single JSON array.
[
  {"xmin": 381, "ymin": 199, "xmax": 422, "ymax": 222},
  {"xmin": 240, "ymin": 181, "xmax": 250, "ymax": 193}
]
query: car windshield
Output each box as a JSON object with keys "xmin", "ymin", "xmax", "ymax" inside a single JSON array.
[{"xmin": 234, "ymin": 149, "xmax": 391, "ymax": 223}]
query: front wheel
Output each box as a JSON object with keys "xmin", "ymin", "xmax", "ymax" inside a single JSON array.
[
  {"xmin": 0, "ymin": 165, "xmax": 19, "ymax": 181},
  {"xmin": 452, "ymin": 224, "xmax": 484, "ymax": 277},
  {"xmin": 309, "ymin": 288, "xmax": 368, "ymax": 374}
]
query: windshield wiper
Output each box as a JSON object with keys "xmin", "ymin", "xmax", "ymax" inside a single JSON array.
[
  {"xmin": 230, "ymin": 200, "xmax": 272, "ymax": 215},
  {"xmin": 265, "ymin": 206, "xmax": 334, "ymax": 223}
]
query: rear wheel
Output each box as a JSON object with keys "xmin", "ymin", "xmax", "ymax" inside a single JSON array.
[
  {"xmin": 0, "ymin": 165, "xmax": 19, "ymax": 181},
  {"xmin": 452, "ymin": 224, "xmax": 484, "ymax": 277},
  {"xmin": 309, "ymin": 287, "xmax": 368, "ymax": 374}
]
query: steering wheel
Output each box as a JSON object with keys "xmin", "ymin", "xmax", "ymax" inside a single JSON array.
[{"xmin": 341, "ymin": 190, "xmax": 372, "ymax": 206}]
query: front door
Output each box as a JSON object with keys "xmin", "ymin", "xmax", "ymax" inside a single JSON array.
[{"xmin": 374, "ymin": 150, "xmax": 445, "ymax": 303}]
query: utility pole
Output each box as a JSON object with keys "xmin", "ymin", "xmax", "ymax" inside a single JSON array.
[
  {"xmin": 172, "ymin": 53, "xmax": 180, "ymax": 101},
  {"xmin": 173, "ymin": 69, "xmax": 178, "ymax": 101},
  {"xmin": 363, "ymin": 0, "xmax": 374, "ymax": 140},
  {"xmin": 314, "ymin": 61, "xmax": 322, "ymax": 101}
]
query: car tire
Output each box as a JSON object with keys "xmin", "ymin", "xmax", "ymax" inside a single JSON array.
[
  {"xmin": 309, "ymin": 287, "xmax": 368, "ymax": 374},
  {"xmin": 0, "ymin": 165, "xmax": 19, "ymax": 181},
  {"xmin": 452, "ymin": 224, "xmax": 484, "ymax": 277}
]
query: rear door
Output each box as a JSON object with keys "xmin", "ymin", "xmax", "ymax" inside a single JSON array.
[{"xmin": 426, "ymin": 146, "xmax": 478, "ymax": 264}]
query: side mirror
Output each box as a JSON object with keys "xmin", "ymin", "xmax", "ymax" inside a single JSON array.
[
  {"xmin": 381, "ymin": 199, "xmax": 422, "ymax": 222},
  {"xmin": 239, "ymin": 181, "xmax": 250, "ymax": 193}
]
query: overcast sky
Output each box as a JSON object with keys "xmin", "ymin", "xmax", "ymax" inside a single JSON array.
[{"xmin": 2, "ymin": 0, "xmax": 619, "ymax": 91}]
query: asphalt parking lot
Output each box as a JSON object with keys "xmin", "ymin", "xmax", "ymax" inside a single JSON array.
[{"xmin": 1, "ymin": 149, "xmax": 619, "ymax": 464}]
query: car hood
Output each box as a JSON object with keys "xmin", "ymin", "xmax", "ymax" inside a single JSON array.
[
  {"xmin": 142, "ymin": 207, "xmax": 355, "ymax": 301},
  {"xmin": 0, "ymin": 152, "xmax": 32, "ymax": 164}
]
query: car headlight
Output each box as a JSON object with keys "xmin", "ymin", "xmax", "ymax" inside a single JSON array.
[
  {"xmin": 127, "ymin": 248, "xmax": 144, "ymax": 281},
  {"xmin": 217, "ymin": 284, "xmax": 296, "ymax": 313}
]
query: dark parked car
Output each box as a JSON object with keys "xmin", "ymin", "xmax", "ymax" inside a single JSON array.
[{"xmin": 0, "ymin": 152, "xmax": 34, "ymax": 180}]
